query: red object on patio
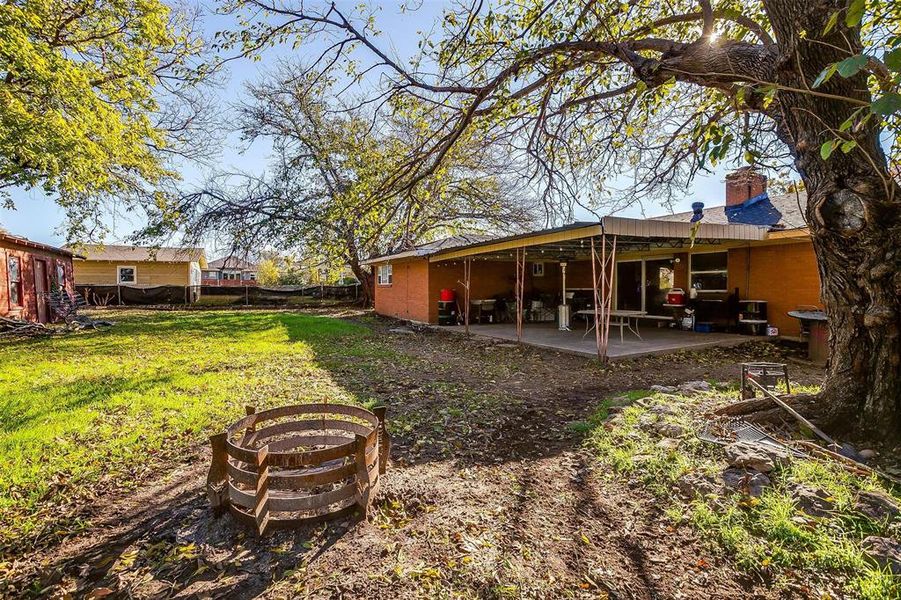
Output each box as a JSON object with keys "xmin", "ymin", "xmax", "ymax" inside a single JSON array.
[
  {"xmin": 666, "ymin": 288, "xmax": 686, "ymax": 305},
  {"xmin": 440, "ymin": 288, "xmax": 456, "ymax": 302}
]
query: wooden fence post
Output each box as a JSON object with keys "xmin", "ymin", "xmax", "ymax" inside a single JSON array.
[
  {"xmin": 373, "ymin": 406, "xmax": 391, "ymax": 475},
  {"xmin": 354, "ymin": 433, "xmax": 372, "ymax": 518},
  {"xmin": 253, "ymin": 445, "xmax": 270, "ymax": 535},
  {"xmin": 206, "ymin": 432, "xmax": 229, "ymax": 512},
  {"xmin": 117, "ymin": 284, "xmax": 122, "ymax": 306},
  {"xmin": 243, "ymin": 405, "xmax": 256, "ymax": 445}
]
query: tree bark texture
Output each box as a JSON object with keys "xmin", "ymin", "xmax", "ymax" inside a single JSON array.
[
  {"xmin": 633, "ymin": 0, "xmax": 901, "ymax": 437},
  {"xmin": 349, "ymin": 259, "xmax": 374, "ymax": 307},
  {"xmin": 761, "ymin": 0, "xmax": 901, "ymax": 437}
]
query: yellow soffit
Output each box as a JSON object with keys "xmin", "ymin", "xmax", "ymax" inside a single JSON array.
[
  {"xmin": 429, "ymin": 225, "xmax": 602, "ymax": 262},
  {"xmin": 766, "ymin": 227, "xmax": 811, "ymax": 240}
]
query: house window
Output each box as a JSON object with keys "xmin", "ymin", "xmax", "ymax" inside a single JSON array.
[
  {"xmin": 7, "ymin": 256, "xmax": 22, "ymax": 306},
  {"xmin": 690, "ymin": 252, "xmax": 728, "ymax": 292},
  {"xmin": 117, "ymin": 266, "xmax": 137, "ymax": 284},
  {"xmin": 247, "ymin": 272, "xmax": 256, "ymax": 280},
  {"xmin": 56, "ymin": 262, "xmax": 66, "ymax": 289},
  {"xmin": 377, "ymin": 264, "xmax": 392, "ymax": 286},
  {"xmin": 532, "ymin": 262, "xmax": 545, "ymax": 277}
]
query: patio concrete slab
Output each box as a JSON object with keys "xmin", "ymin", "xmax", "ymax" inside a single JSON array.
[{"xmin": 438, "ymin": 322, "xmax": 749, "ymax": 359}]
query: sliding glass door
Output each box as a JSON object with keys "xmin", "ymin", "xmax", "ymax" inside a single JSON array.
[
  {"xmin": 644, "ymin": 259, "xmax": 675, "ymax": 316},
  {"xmin": 615, "ymin": 258, "xmax": 674, "ymax": 316},
  {"xmin": 615, "ymin": 261, "xmax": 643, "ymax": 311}
]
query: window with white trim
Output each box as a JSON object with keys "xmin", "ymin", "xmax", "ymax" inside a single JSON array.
[
  {"xmin": 377, "ymin": 264, "xmax": 392, "ymax": 285},
  {"xmin": 532, "ymin": 262, "xmax": 545, "ymax": 277},
  {"xmin": 117, "ymin": 265, "xmax": 137, "ymax": 284},
  {"xmin": 689, "ymin": 252, "xmax": 728, "ymax": 292}
]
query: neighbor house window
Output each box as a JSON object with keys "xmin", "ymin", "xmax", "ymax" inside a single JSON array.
[
  {"xmin": 532, "ymin": 262, "xmax": 545, "ymax": 277},
  {"xmin": 7, "ymin": 256, "xmax": 22, "ymax": 305},
  {"xmin": 117, "ymin": 265, "xmax": 136, "ymax": 284},
  {"xmin": 377, "ymin": 264, "xmax": 392, "ymax": 285},
  {"xmin": 690, "ymin": 252, "xmax": 728, "ymax": 292}
]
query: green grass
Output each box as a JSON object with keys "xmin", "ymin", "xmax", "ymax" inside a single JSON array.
[
  {"xmin": 0, "ymin": 310, "xmax": 383, "ymax": 554},
  {"xmin": 193, "ymin": 295, "xmax": 326, "ymax": 307},
  {"xmin": 585, "ymin": 391, "xmax": 901, "ymax": 599},
  {"xmin": 567, "ymin": 390, "xmax": 652, "ymax": 435}
]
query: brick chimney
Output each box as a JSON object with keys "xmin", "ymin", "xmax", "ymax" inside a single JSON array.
[{"xmin": 725, "ymin": 167, "xmax": 767, "ymax": 206}]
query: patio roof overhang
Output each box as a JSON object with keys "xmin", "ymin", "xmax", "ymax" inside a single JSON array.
[{"xmin": 429, "ymin": 216, "xmax": 768, "ymax": 262}]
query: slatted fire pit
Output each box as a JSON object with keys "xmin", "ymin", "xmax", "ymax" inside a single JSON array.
[{"xmin": 206, "ymin": 403, "xmax": 390, "ymax": 535}]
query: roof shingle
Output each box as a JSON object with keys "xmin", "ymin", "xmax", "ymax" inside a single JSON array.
[
  {"xmin": 72, "ymin": 244, "xmax": 206, "ymax": 263},
  {"xmin": 208, "ymin": 256, "xmax": 257, "ymax": 270},
  {"xmin": 650, "ymin": 191, "xmax": 808, "ymax": 229}
]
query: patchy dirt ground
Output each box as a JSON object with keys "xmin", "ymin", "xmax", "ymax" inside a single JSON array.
[{"xmin": 6, "ymin": 312, "xmax": 828, "ymax": 599}]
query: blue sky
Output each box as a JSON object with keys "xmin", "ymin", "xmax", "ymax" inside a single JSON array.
[{"xmin": 0, "ymin": 0, "xmax": 735, "ymax": 250}]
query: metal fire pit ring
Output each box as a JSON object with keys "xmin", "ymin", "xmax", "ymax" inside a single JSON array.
[{"xmin": 206, "ymin": 403, "xmax": 390, "ymax": 535}]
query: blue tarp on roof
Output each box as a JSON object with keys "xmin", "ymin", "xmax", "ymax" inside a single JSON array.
[{"xmin": 724, "ymin": 192, "xmax": 783, "ymax": 226}]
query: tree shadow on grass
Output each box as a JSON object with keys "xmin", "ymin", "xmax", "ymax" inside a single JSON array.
[
  {"xmin": 8, "ymin": 312, "xmax": 820, "ymax": 598},
  {"xmin": 0, "ymin": 310, "xmax": 342, "ymax": 359},
  {"xmin": 22, "ymin": 475, "xmax": 357, "ymax": 599},
  {"xmin": 0, "ymin": 373, "xmax": 176, "ymax": 435}
]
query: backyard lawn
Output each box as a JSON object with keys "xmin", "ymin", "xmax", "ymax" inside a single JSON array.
[
  {"xmin": 0, "ymin": 311, "xmax": 384, "ymax": 552},
  {"xmin": 2, "ymin": 310, "xmax": 898, "ymax": 599}
]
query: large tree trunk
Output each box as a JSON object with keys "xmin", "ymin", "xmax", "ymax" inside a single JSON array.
[
  {"xmin": 802, "ymin": 162, "xmax": 901, "ymax": 438},
  {"xmin": 763, "ymin": 0, "xmax": 901, "ymax": 439},
  {"xmin": 348, "ymin": 258, "xmax": 373, "ymax": 307}
]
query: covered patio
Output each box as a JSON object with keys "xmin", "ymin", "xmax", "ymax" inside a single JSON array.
[
  {"xmin": 429, "ymin": 216, "xmax": 768, "ymax": 361},
  {"xmin": 442, "ymin": 321, "xmax": 747, "ymax": 360}
]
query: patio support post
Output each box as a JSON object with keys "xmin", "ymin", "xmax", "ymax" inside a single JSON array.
[
  {"xmin": 463, "ymin": 257, "xmax": 471, "ymax": 335},
  {"xmin": 590, "ymin": 234, "xmax": 617, "ymax": 362},
  {"xmin": 602, "ymin": 236, "xmax": 618, "ymax": 360},
  {"xmin": 601, "ymin": 235, "xmax": 609, "ymax": 359},
  {"xmin": 591, "ymin": 237, "xmax": 601, "ymax": 360},
  {"xmin": 515, "ymin": 248, "xmax": 525, "ymax": 343}
]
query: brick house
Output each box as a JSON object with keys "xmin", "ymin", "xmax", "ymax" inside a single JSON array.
[
  {"xmin": 201, "ymin": 256, "xmax": 258, "ymax": 286},
  {"xmin": 1, "ymin": 232, "xmax": 78, "ymax": 323},
  {"xmin": 363, "ymin": 169, "xmax": 821, "ymax": 339}
]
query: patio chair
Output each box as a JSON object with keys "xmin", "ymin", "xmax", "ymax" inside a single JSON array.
[
  {"xmin": 473, "ymin": 299, "xmax": 496, "ymax": 323},
  {"xmin": 478, "ymin": 299, "xmax": 497, "ymax": 323},
  {"xmin": 492, "ymin": 297, "xmax": 510, "ymax": 322}
]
